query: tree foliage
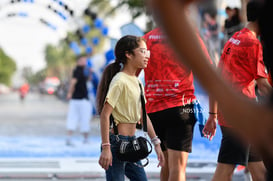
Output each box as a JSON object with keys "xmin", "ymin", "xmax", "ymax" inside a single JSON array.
[
  {"xmin": 21, "ymin": 66, "xmax": 46, "ymax": 85},
  {"xmin": 43, "ymin": 12, "xmax": 108, "ymax": 82},
  {"xmin": 90, "ymin": 0, "xmax": 153, "ymax": 31},
  {"xmin": 0, "ymin": 48, "xmax": 17, "ymax": 86},
  {"xmin": 91, "ymin": 0, "xmax": 146, "ymax": 18},
  {"xmin": 44, "ymin": 41, "xmax": 75, "ymax": 81}
]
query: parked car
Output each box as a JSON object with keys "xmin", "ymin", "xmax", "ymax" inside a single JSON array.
[
  {"xmin": 39, "ymin": 77, "xmax": 60, "ymax": 95},
  {"xmin": 0, "ymin": 83, "xmax": 10, "ymax": 94}
]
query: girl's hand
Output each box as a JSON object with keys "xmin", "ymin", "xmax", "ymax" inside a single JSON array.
[
  {"xmin": 98, "ymin": 147, "xmax": 112, "ymax": 170},
  {"xmin": 154, "ymin": 144, "xmax": 165, "ymax": 167}
]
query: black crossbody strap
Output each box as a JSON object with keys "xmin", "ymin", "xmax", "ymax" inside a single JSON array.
[
  {"xmin": 111, "ymin": 82, "xmax": 147, "ymax": 134},
  {"xmin": 139, "ymin": 83, "xmax": 147, "ymax": 132},
  {"xmin": 110, "ymin": 115, "xmax": 119, "ymax": 135}
]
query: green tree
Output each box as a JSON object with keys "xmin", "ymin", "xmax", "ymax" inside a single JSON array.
[
  {"xmin": 90, "ymin": 0, "xmax": 153, "ymax": 31},
  {"xmin": 90, "ymin": 0, "xmax": 146, "ymax": 18},
  {"xmin": 43, "ymin": 1, "xmax": 111, "ymax": 82},
  {"xmin": 21, "ymin": 66, "xmax": 46, "ymax": 85},
  {"xmin": 44, "ymin": 42, "xmax": 75, "ymax": 81},
  {"xmin": 0, "ymin": 48, "xmax": 17, "ymax": 86},
  {"xmin": 44, "ymin": 16, "xmax": 108, "ymax": 81}
]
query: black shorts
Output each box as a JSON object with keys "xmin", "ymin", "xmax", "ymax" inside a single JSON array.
[
  {"xmin": 218, "ymin": 126, "xmax": 262, "ymax": 166},
  {"xmin": 148, "ymin": 104, "xmax": 197, "ymax": 152}
]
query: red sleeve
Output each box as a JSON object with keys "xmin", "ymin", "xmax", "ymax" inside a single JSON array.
[{"xmin": 251, "ymin": 43, "xmax": 267, "ymax": 79}]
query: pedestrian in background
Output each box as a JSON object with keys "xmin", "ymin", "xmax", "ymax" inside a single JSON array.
[
  {"xmin": 203, "ymin": 12, "xmax": 220, "ymax": 65},
  {"xmin": 223, "ymin": 6, "xmax": 242, "ymax": 42},
  {"xmin": 208, "ymin": 3, "xmax": 271, "ymax": 180},
  {"xmin": 19, "ymin": 82, "xmax": 29, "ymax": 102},
  {"xmin": 66, "ymin": 55, "xmax": 91, "ymax": 146}
]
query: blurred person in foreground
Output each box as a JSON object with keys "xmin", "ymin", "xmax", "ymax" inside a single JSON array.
[
  {"xmin": 97, "ymin": 35, "xmax": 164, "ymax": 181},
  {"xmin": 148, "ymin": 0, "xmax": 273, "ymax": 180},
  {"xmin": 143, "ymin": 25, "xmax": 217, "ymax": 181},
  {"xmin": 65, "ymin": 55, "xmax": 91, "ymax": 146},
  {"xmin": 204, "ymin": 2, "xmax": 271, "ymax": 180}
]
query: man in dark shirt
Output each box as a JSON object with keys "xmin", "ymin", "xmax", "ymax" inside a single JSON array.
[
  {"xmin": 66, "ymin": 55, "xmax": 91, "ymax": 146},
  {"xmin": 224, "ymin": 7, "xmax": 242, "ymax": 41}
]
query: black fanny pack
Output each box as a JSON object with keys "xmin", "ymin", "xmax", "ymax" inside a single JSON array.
[{"xmin": 115, "ymin": 136, "xmax": 152, "ymax": 166}]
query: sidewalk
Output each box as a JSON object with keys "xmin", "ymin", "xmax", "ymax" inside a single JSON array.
[
  {"xmin": 0, "ymin": 158, "xmax": 248, "ymax": 181},
  {"xmin": 0, "ymin": 157, "xmax": 218, "ymax": 180}
]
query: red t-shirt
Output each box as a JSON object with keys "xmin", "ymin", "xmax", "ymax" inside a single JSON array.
[
  {"xmin": 218, "ymin": 28, "xmax": 268, "ymax": 126},
  {"xmin": 143, "ymin": 28, "xmax": 210, "ymax": 113}
]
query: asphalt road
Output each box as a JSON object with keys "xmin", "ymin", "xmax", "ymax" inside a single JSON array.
[{"xmin": 0, "ymin": 92, "xmax": 100, "ymax": 137}]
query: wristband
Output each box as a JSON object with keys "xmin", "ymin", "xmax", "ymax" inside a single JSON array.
[
  {"xmin": 209, "ymin": 112, "xmax": 217, "ymax": 115},
  {"xmin": 151, "ymin": 136, "xmax": 158, "ymax": 142},
  {"xmin": 151, "ymin": 136, "xmax": 161, "ymax": 146},
  {"xmin": 101, "ymin": 143, "xmax": 111, "ymax": 147}
]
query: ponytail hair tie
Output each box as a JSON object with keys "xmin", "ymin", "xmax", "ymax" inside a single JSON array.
[{"xmin": 119, "ymin": 62, "xmax": 124, "ymax": 70}]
